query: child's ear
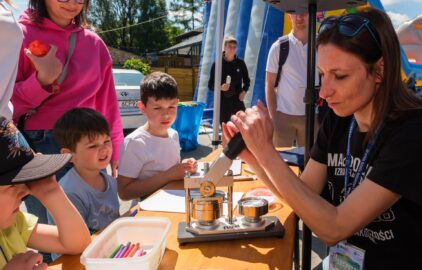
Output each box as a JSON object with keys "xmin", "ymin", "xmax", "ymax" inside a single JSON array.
[
  {"xmin": 60, "ymin": 148, "xmax": 74, "ymax": 163},
  {"xmin": 60, "ymin": 148, "xmax": 71, "ymax": 154},
  {"xmin": 138, "ymin": 101, "xmax": 146, "ymax": 113}
]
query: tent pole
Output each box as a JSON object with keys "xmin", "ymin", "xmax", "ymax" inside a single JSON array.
[
  {"xmin": 302, "ymin": 3, "xmax": 317, "ymax": 270},
  {"xmin": 212, "ymin": 0, "xmax": 225, "ymax": 149}
]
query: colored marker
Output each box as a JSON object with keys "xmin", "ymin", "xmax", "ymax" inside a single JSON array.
[
  {"xmin": 129, "ymin": 209, "xmax": 138, "ymax": 217},
  {"xmin": 122, "ymin": 243, "xmax": 135, "ymax": 258},
  {"xmin": 134, "ymin": 249, "xmax": 145, "ymax": 257},
  {"xmin": 116, "ymin": 242, "xmax": 131, "ymax": 258},
  {"xmin": 108, "ymin": 244, "xmax": 123, "ymax": 258},
  {"xmin": 113, "ymin": 244, "xmax": 126, "ymax": 258},
  {"xmin": 127, "ymin": 243, "xmax": 140, "ymax": 257}
]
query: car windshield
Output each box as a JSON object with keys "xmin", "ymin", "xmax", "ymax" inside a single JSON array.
[{"xmin": 113, "ymin": 72, "xmax": 144, "ymax": 86}]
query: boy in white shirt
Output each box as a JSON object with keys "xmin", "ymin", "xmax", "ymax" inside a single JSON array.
[{"xmin": 118, "ymin": 72, "xmax": 197, "ymax": 200}]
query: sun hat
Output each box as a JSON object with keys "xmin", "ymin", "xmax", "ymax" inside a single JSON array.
[{"xmin": 0, "ymin": 117, "xmax": 71, "ymax": 185}]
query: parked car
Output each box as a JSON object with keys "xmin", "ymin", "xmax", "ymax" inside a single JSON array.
[{"xmin": 112, "ymin": 68, "xmax": 147, "ymax": 133}]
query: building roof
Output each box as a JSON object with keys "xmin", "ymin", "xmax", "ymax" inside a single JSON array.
[
  {"xmin": 176, "ymin": 27, "xmax": 204, "ymax": 41},
  {"xmin": 160, "ymin": 33, "xmax": 202, "ymax": 54}
]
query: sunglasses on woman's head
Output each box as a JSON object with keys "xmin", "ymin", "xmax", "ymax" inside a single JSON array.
[
  {"xmin": 319, "ymin": 14, "xmax": 381, "ymax": 49},
  {"xmin": 57, "ymin": 0, "xmax": 84, "ymax": 4}
]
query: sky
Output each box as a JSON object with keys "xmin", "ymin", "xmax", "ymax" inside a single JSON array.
[{"xmin": 10, "ymin": 0, "xmax": 422, "ymax": 30}]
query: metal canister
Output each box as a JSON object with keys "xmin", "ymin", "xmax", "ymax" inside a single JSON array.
[
  {"xmin": 238, "ymin": 197, "xmax": 269, "ymax": 223},
  {"xmin": 191, "ymin": 191, "xmax": 225, "ymax": 222}
]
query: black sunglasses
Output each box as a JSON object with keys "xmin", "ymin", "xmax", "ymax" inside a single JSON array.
[
  {"xmin": 319, "ymin": 14, "xmax": 381, "ymax": 49},
  {"xmin": 57, "ymin": 0, "xmax": 84, "ymax": 4}
]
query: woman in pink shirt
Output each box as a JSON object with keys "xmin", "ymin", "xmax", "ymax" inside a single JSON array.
[{"xmin": 12, "ymin": 0, "xmax": 123, "ymax": 229}]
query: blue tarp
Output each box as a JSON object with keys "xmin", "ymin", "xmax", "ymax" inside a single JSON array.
[{"xmin": 172, "ymin": 102, "xmax": 206, "ymax": 152}]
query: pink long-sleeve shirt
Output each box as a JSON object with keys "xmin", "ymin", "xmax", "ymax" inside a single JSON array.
[{"xmin": 12, "ymin": 9, "xmax": 123, "ymax": 161}]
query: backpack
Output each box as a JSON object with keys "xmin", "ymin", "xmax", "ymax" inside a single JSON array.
[
  {"xmin": 273, "ymin": 35, "xmax": 329, "ymax": 123},
  {"xmin": 274, "ymin": 35, "xmax": 290, "ymax": 88}
]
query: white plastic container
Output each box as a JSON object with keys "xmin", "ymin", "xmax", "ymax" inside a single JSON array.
[{"xmin": 80, "ymin": 217, "xmax": 171, "ymax": 270}]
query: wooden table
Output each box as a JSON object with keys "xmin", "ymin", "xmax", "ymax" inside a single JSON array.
[{"xmin": 49, "ymin": 149, "xmax": 298, "ymax": 270}]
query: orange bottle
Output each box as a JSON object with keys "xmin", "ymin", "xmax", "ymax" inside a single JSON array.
[{"xmin": 27, "ymin": 40, "xmax": 60, "ymax": 93}]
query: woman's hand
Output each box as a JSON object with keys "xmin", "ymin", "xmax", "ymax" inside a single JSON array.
[
  {"xmin": 3, "ymin": 251, "xmax": 47, "ymax": 270},
  {"xmin": 222, "ymin": 122, "xmax": 257, "ymax": 165},
  {"xmin": 25, "ymin": 45, "xmax": 63, "ymax": 88},
  {"xmin": 229, "ymin": 100, "xmax": 274, "ymax": 162}
]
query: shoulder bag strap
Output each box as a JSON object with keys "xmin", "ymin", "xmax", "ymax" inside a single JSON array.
[{"xmin": 274, "ymin": 36, "xmax": 289, "ymax": 88}]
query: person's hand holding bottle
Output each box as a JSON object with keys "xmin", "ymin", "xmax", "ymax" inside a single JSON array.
[
  {"xmin": 221, "ymin": 75, "xmax": 231, "ymax": 92},
  {"xmin": 25, "ymin": 41, "xmax": 62, "ymax": 90}
]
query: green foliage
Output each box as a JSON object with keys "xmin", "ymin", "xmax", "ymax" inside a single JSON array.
[
  {"xmin": 123, "ymin": 58, "xmax": 151, "ymax": 75},
  {"xmin": 169, "ymin": 0, "xmax": 204, "ymax": 31},
  {"xmin": 135, "ymin": 0, "xmax": 170, "ymax": 54},
  {"xmin": 90, "ymin": 0, "xmax": 173, "ymax": 55},
  {"xmin": 164, "ymin": 22, "xmax": 184, "ymax": 45},
  {"xmin": 90, "ymin": 0, "xmax": 141, "ymax": 50}
]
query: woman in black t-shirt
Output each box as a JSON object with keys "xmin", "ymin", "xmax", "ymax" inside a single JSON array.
[{"xmin": 224, "ymin": 7, "xmax": 422, "ymax": 269}]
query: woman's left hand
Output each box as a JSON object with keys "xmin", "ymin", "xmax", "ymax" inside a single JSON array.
[
  {"xmin": 230, "ymin": 100, "xmax": 274, "ymax": 161},
  {"xmin": 222, "ymin": 122, "xmax": 257, "ymax": 165}
]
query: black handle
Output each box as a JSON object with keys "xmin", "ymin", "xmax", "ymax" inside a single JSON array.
[{"xmin": 223, "ymin": 132, "xmax": 245, "ymax": 160}]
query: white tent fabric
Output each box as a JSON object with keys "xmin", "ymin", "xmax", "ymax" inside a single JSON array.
[{"xmin": 398, "ymin": 15, "xmax": 422, "ymax": 63}]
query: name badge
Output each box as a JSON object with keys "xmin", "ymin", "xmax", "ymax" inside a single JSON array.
[{"xmin": 329, "ymin": 241, "xmax": 365, "ymax": 270}]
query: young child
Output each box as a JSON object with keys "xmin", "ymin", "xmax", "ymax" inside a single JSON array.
[
  {"xmin": 118, "ymin": 72, "xmax": 197, "ymax": 200},
  {"xmin": 48, "ymin": 108, "xmax": 120, "ymax": 234},
  {"xmin": 0, "ymin": 116, "xmax": 90, "ymax": 269}
]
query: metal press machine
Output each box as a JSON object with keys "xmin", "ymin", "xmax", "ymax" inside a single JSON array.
[{"xmin": 177, "ymin": 133, "xmax": 285, "ymax": 244}]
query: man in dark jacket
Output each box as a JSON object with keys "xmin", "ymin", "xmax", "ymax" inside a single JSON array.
[{"xmin": 208, "ymin": 35, "xmax": 250, "ymax": 124}]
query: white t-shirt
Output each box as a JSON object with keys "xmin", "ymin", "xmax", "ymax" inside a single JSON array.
[
  {"xmin": 118, "ymin": 127, "xmax": 181, "ymax": 180},
  {"xmin": 0, "ymin": 1, "xmax": 22, "ymax": 119},
  {"xmin": 266, "ymin": 32, "xmax": 319, "ymax": 116}
]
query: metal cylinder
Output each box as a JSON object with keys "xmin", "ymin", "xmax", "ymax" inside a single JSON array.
[
  {"xmin": 185, "ymin": 188, "xmax": 191, "ymax": 227},
  {"xmin": 192, "ymin": 197, "xmax": 222, "ymax": 222},
  {"xmin": 238, "ymin": 197, "xmax": 268, "ymax": 219}
]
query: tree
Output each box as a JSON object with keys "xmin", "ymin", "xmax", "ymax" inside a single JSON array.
[
  {"xmin": 90, "ymin": 0, "xmax": 174, "ymax": 55},
  {"xmin": 135, "ymin": 0, "xmax": 171, "ymax": 54},
  {"xmin": 90, "ymin": 0, "xmax": 141, "ymax": 51},
  {"xmin": 169, "ymin": 0, "xmax": 204, "ymax": 31},
  {"xmin": 164, "ymin": 22, "xmax": 183, "ymax": 45}
]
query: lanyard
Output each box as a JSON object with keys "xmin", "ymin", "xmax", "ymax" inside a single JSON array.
[{"xmin": 344, "ymin": 117, "xmax": 381, "ymax": 197}]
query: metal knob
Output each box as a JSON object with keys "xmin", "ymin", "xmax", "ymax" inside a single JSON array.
[
  {"xmin": 238, "ymin": 197, "xmax": 269, "ymax": 219},
  {"xmin": 199, "ymin": 181, "xmax": 216, "ymax": 197}
]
